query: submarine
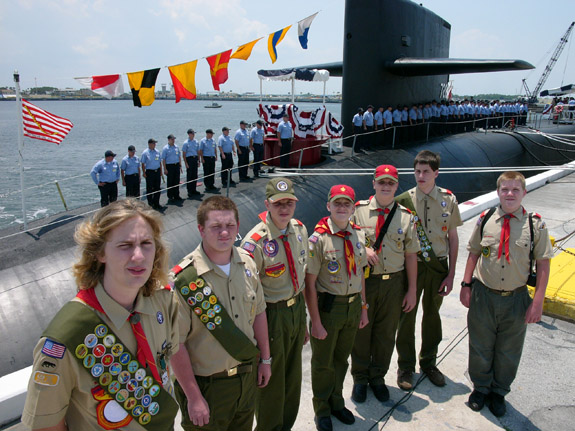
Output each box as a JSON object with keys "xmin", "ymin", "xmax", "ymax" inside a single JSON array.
[{"xmin": 1, "ymin": 0, "xmax": 575, "ymax": 379}]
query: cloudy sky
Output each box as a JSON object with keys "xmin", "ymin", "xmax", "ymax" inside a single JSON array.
[{"xmin": 1, "ymin": 0, "xmax": 573, "ymax": 96}]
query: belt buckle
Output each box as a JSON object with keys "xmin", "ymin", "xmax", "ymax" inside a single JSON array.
[
  {"xmin": 227, "ymin": 367, "xmax": 238, "ymax": 377},
  {"xmin": 501, "ymin": 291, "xmax": 512, "ymax": 297},
  {"xmin": 381, "ymin": 274, "xmax": 390, "ymax": 280},
  {"xmin": 348, "ymin": 295, "xmax": 356, "ymax": 303},
  {"xmin": 286, "ymin": 297, "xmax": 296, "ymax": 307}
]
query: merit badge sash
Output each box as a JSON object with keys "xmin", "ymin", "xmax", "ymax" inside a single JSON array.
[
  {"xmin": 173, "ymin": 264, "xmax": 260, "ymax": 363},
  {"xmin": 42, "ymin": 301, "xmax": 178, "ymax": 431},
  {"xmin": 395, "ymin": 192, "xmax": 447, "ymax": 275}
]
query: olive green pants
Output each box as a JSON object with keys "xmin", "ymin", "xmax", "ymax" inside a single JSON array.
[
  {"xmin": 351, "ymin": 272, "xmax": 405, "ymax": 385},
  {"xmin": 175, "ymin": 370, "xmax": 256, "ymax": 431},
  {"xmin": 310, "ymin": 296, "xmax": 361, "ymax": 418},
  {"xmin": 255, "ymin": 297, "xmax": 306, "ymax": 431},
  {"xmin": 396, "ymin": 258, "xmax": 448, "ymax": 371},
  {"xmin": 468, "ymin": 280, "xmax": 531, "ymax": 396}
]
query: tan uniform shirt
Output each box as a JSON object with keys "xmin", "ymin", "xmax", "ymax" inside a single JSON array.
[
  {"xmin": 467, "ymin": 206, "xmax": 553, "ymax": 290},
  {"xmin": 408, "ymin": 186, "xmax": 463, "ymax": 258},
  {"xmin": 22, "ymin": 283, "xmax": 180, "ymax": 431},
  {"xmin": 353, "ymin": 198, "xmax": 420, "ymax": 274},
  {"xmin": 307, "ymin": 218, "xmax": 368, "ymax": 295},
  {"xmin": 177, "ymin": 245, "xmax": 265, "ymax": 376},
  {"xmin": 241, "ymin": 213, "xmax": 308, "ymax": 302}
]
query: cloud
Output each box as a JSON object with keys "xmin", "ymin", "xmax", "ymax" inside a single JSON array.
[
  {"xmin": 72, "ymin": 35, "xmax": 109, "ymax": 55},
  {"xmin": 450, "ymin": 28, "xmax": 505, "ymax": 58}
]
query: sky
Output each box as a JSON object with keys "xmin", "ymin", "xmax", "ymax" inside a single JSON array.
[{"xmin": 1, "ymin": 0, "xmax": 574, "ymax": 97}]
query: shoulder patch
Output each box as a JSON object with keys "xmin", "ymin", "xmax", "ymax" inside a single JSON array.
[
  {"xmin": 355, "ymin": 199, "xmax": 370, "ymax": 207},
  {"xmin": 242, "ymin": 242, "xmax": 256, "ymax": 253},
  {"xmin": 250, "ymin": 232, "xmax": 262, "ymax": 242},
  {"xmin": 171, "ymin": 265, "xmax": 183, "ymax": 275},
  {"xmin": 41, "ymin": 339, "xmax": 66, "ymax": 359},
  {"xmin": 295, "ymin": 219, "xmax": 303, "ymax": 226},
  {"xmin": 309, "ymin": 234, "xmax": 319, "ymax": 244},
  {"xmin": 440, "ymin": 187, "xmax": 453, "ymax": 195}
]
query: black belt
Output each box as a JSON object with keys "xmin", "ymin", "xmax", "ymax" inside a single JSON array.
[
  {"xmin": 253, "ymin": 143, "xmax": 263, "ymax": 145},
  {"xmin": 167, "ymin": 163, "xmax": 180, "ymax": 166},
  {"xmin": 125, "ymin": 173, "xmax": 138, "ymax": 177},
  {"xmin": 204, "ymin": 156, "xmax": 215, "ymax": 159},
  {"xmin": 369, "ymin": 271, "xmax": 403, "ymax": 280},
  {"xmin": 266, "ymin": 293, "xmax": 301, "ymax": 310},
  {"xmin": 146, "ymin": 168, "xmax": 160, "ymax": 172},
  {"xmin": 319, "ymin": 292, "xmax": 359, "ymax": 304},
  {"xmin": 186, "ymin": 155, "xmax": 198, "ymax": 158},
  {"xmin": 203, "ymin": 363, "xmax": 253, "ymax": 379},
  {"xmin": 482, "ymin": 283, "xmax": 527, "ymax": 297}
]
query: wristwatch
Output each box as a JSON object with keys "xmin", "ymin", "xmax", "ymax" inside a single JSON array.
[
  {"xmin": 361, "ymin": 302, "xmax": 369, "ymax": 310},
  {"xmin": 460, "ymin": 281, "xmax": 473, "ymax": 288},
  {"xmin": 260, "ymin": 357, "xmax": 272, "ymax": 365}
]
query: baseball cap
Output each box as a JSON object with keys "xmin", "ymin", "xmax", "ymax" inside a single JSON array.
[
  {"xmin": 266, "ymin": 178, "xmax": 298, "ymax": 202},
  {"xmin": 148, "ymin": 138, "xmax": 157, "ymax": 144},
  {"xmin": 328, "ymin": 185, "xmax": 355, "ymax": 203},
  {"xmin": 374, "ymin": 165, "xmax": 399, "ymax": 182},
  {"xmin": 187, "ymin": 129, "xmax": 195, "ymax": 134},
  {"xmin": 256, "ymin": 120, "xmax": 264, "ymax": 126},
  {"xmin": 104, "ymin": 150, "xmax": 116, "ymax": 157},
  {"xmin": 205, "ymin": 129, "xmax": 214, "ymax": 134},
  {"xmin": 167, "ymin": 134, "xmax": 176, "ymax": 139},
  {"xmin": 240, "ymin": 120, "xmax": 247, "ymax": 125},
  {"xmin": 222, "ymin": 126, "xmax": 229, "ymax": 131},
  {"xmin": 127, "ymin": 145, "xmax": 135, "ymax": 151}
]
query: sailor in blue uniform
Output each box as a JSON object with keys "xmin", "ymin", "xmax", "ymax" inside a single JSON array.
[
  {"xmin": 218, "ymin": 126, "xmax": 236, "ymax": 187},
  {"xmin": 120, "ymin": 145, "xmax": 140, "ymax": 198},
  {"xmin": 161, "ymin": 134, "xmax": 182, "ymax": 202},
  {"xmin": 277, "ymin": 114, "xmax": 294, "ymax": 168},
  {"xmin": 141, "ymin": 138, "xmax": 163, "ymax": 209},
  {"xmin": 250, "ymin": 120, "xmax": 265, "ymax": 177},
  {"xmin": 182, "ymin": 129, "xmax": 200, "ymax": 197},
  {"xmin": 199, "ymin": 129, "xmax": 219, "ymax": 192},
  {"xmin": 235, "ymin": 120, "xmax": 252, "ymax": 181},
  {"xmin": 91, "ymin": 150, "xmax": 120, "ymax": 207}
]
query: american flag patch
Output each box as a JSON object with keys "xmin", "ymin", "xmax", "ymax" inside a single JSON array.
[
  {"xmin": 41, "ymin": 339, "xmax": 66, "ymax": 359},
  {"xmin": 242, "ymin": 242, "xmax": 256, "ymax": 253}
]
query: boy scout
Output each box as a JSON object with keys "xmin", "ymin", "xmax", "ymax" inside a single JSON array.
[
  {"xmin": 395, "ymin": 150, "xmax": 463, "ymax": 390},
  {"xmin": 241, "ymin": 178, "xmax": 308, "ymax": 431},
  {"xmin": 351, "ymin": 164, "xmax": 419, "ymax": 403},
  {"xmin": 170, "ymin": 196, "xmax": 271, "ymax": 431},
  {"xmin": 460, "ymin": 171, "xmax": 552, "ymax": 417},
  {"xmin": 22, "ymin": 199, "xmax": 180, "ymax": 431},
  {"xmin": 305, "ymin": 185, "xmax": 369, "ymax": 431}
]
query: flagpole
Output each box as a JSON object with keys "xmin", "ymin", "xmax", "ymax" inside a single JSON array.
[{"xmin": 14, "ymin": 70, "xmax": 27, "ymax": 230}]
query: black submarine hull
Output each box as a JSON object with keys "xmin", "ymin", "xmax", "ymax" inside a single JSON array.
[{"xmin": 1, "ymin": 124, "xmax": 574, "ymax": 377}]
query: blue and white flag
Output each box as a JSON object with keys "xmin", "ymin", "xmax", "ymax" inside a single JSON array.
[{"xmin": 298, "ymin": 12, "xmax": 318, "ymax": 49}]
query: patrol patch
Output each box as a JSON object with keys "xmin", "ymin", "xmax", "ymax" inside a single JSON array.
[
  {"xmin": 265, "ymin": 263, "xmax": 286, "ymax": 278},
  {"xmin": 156, "ymin": 311, "xmax": 164, "ymax": 324},
  {"xmin": 242, "ymin": 242, "xmax": 256, "ymax": 253},
  {"xmin": 309, "ymin": 235, "xmax": 319, "ymax": 244},
  {"xmin": 482, "ymin": 246, "xmax": 490, "ymax": 257},
  {"xmin": 33, "ymin": 370, "xmax": 60, "ymax": 386},
  {"xmin": 42, "ymin": 339, "xmax": 66, "ymax": 359},
  {"xmin": 327, "ymin": 261, "xmax": 340, "ymax": 274},
  {"xmin": 263, "ymin": 239, "xmax": 279, "ymax": 257}
]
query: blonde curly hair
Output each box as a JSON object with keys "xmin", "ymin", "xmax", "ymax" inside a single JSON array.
[{"xmin": 72, "ymin": 199, "xmax": 169, "ymax": 296}]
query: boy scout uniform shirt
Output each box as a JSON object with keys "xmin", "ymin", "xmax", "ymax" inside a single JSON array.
[
  {"xmin": 353, "ymin": 198, "xmax": 420, "ymax": 274},
  {"xmin": 241, "ymin": 213, "xmax": 308, "ymax": 302},
  {"xmin": 467, "ymin": 206, "xmax": 553, "ymax": 291},
  {"xmin": 307, "ymin": 218, "xmax": 368, "ymax": 295},
  {"xmin": 407, "ymin": 186, "xmax": 463, "ymax": 258},
  {"xmin": 22, "ymin": 283, "xmax": 180, "ymax": 431},
  {"xmin": 177, "ymin": 245, "xmax": 265, "ymax": 376}
]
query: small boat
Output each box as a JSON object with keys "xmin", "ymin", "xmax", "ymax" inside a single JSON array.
[{"xmin": 204, "ymin": 102, "xmax": 222, "ymax": 108}]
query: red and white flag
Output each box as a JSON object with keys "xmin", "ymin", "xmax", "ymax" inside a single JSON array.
[
  {"xmin": 22, "ymin": 99, "xmax": 74, "ymax": 145},
  {"xmin": 75, "ymin": 74, "xmax": 124, "ymax": 99}
]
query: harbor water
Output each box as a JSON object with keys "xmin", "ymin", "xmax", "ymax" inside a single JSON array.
[{"xmin": 0, "ymin": 99, "xmax": 341, "ymax": 230}]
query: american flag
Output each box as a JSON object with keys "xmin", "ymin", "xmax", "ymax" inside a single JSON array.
[
  {"xmin": 41, "ymin": 339, "xmax": 67, "ymax": 359},
  {"xmin": 22, "ymin": 99, "xmax": 73, "ymax": 145}
]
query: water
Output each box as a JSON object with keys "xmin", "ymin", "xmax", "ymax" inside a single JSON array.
[{"xmin": 0, "ymin": 99, "xmax": 341, "ymax": 230}]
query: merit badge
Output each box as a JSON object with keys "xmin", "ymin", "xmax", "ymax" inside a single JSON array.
[
  {"xmin": 156, "ymin": 311, "xmax": 164, "ymax": 324},
  {"xmin": 194, "ymin": 307, "xmax": 202, "ymax": 315},
  {"xmin": 33, "ymin": 371, "xmax": 60, "ymax": 387},
  {"xmin": 203, "ymin": 286, "xmax": 212, "ymax": 296},
  {"xmin": 187, "ymin": 297, "xmax": 196, "ymax": 306},
  {"xmin": 189, "ymin": 281, "xmax": 198, "ymax": 291},
  {"xmin": 263, "ymin": 239, "xmax": 279, "ymax": 257},
  {"xmin": 327, "ymin": 261, "xmax": 340, "ymax": 274},
  {"xmin": 135, "ymin": 386, "xmax": 145, "ymax": 400},
  {"xmin": 116, "ymin": 389, "xmax": 129, "ymax": 403},
  {"xmin": 245, "ymin": 268, "xmax": 252, "ymax": 277},
  {"xmin": 213, "ymin": 304, "xmax": 221, "ymax": 313},
  {"xmin": 95, "ymin": 324, "xmax": 108, "ymax": 338},
  {"xmin": 85, "ymin": 334, "xmax": 98, "ymax": 348},
  {"xmin": 149, "ymin": 384, "xmax": 161, "ymax": 397},
  {"xmin": 195, "ymin": 292, "xmax": 204, "ymax": 302},
  {"xmin": 441, "ymin": 201, "xmax": 447, "ymax": 207},
  {"xmin": 142, "ymin": 376, "xmax": 154, "ymax": 389},
  {"xmin": 209, "ymin": 295, "xmax": 217, "ymax": 305},
  {"xmin": 91, "ymin": 363, "xmax": 104, "ymax": 378},
  {"xmin": 214, "ymin": 316, "xmax": 222, "ymax": 325},
  {"xmin": 242, "ymin": 242, "xmax": 256, "ymax": 253},
  {"xmin": 422, "ymin": 252, "xmax": 429, "ymax": 258},
  {"xmin": 124, "ymin": 398, "xmax": 137, "ymax": 411},
  {"xmin": 202, "ymin": 300, "xmax": 210, "ymax": 310},
  {"xmin": 135, "ymin": 368, "xmax": 146, "ymax": 382},
  {"xmin": 83, "ymin": 354, "xmax": 96, "ymax": 369},
  {"xmin": 200, "ymin": 314, "xmax": 209, "ymax": 323},
  {"xmin": 139, "ymin": 413, "xmax": 152, "ymax": 426},
  {"xmin": 118, "ymin": 370, "xmax": 131, "ymax": 384},
  {"xmin": 93, "ymin": 344, "xmax": 106, "ymax": 358},
  {"xmin": 126, "ymin": 379, "xmax": 138, "ymax": 392},
  {"xmin": 128, "ymin": 360, "xmax": 139, "ymax": 373},
  {"xmin": 206, "ymin": 322, "xmax": 216, "ymax": 331},
  {"xmin": 196, "ymin": 278, "xmax": 205, "ymax": 288},
  {"xmin": 75, "ymin": 344, "xmax": 88, "ymax": 359},
  {"xmin": 142, "ymin": 394, "xmax": 152, "ymax": 407},
  {"xmin": 207, "ymin": 309, "xmax": 216, "ymax": 318},
  {"xmin": 99, "ymin": 372, "xmax": 112, "ymax": 386},
  {"xmin": 149, "ymin": 401, "xmax": 160, "ymax": 416},
  {"xmin": 109, "ymin": 363, "xmax": 122, "ymax": 375},
  {"xmin": 180, "ymin": 286, "xmax": 190, "ymax": 295},
  {"xmin": 276, "ymin": 180, "xmax": 288, "ymax": 191},
  {"xmin": 108, "ymin": 381, "xmax": 120, "ymax": 394},
  {"xmin": 133, "ymin": 405, "xmax": 144, "ymax": 417},
  {"xmin": 398, "ymin": 228, "xmax": 403, "ymax": 234},
  {"xmin": 103, "ymin": 335, "xmax": 116, "ymax": 348},
  {"xmin": 102, "ymin": 354, "xmax": 114, "ymax": 367},
  {"xmin": 482, "ymin": 246, "xmax": 490, "ymax": 257},
  {"xmin": 119, "ymin": 352, "xmax": 131, "ymax": 364}
]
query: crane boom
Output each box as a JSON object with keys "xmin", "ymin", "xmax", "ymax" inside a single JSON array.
[{"xmin": 527, "ymin": 21, "xmax": 574, "ymax": 102}]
